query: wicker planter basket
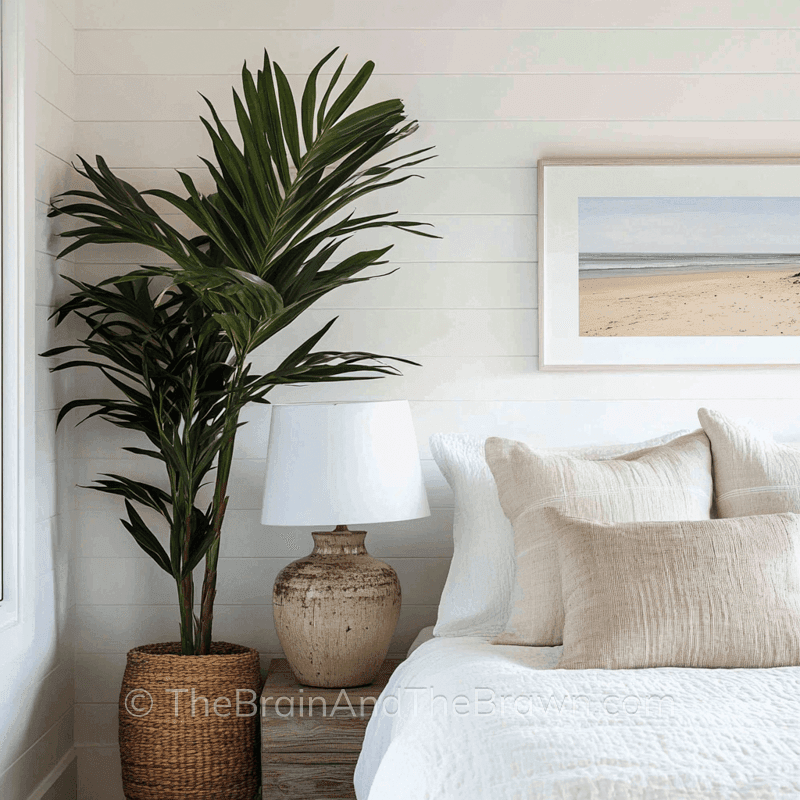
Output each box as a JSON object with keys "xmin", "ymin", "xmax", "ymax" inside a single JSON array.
[{"xmin": 119, "ymin": 642, "xmax": 261, "ymax": 800}]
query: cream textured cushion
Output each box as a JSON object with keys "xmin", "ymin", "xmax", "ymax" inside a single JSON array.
[
  {"xmin": 552, "ymin": 508, "xmax": 800, "ymax": 669},
  {"xmin": 430, "ymin": 429, "xmax": 690, "ymax": 637},
  {"xmin": 699, "ymin": 407, "xmax": 800, "ymax": 517},
  {"xmin": 485, "ymin": 430, "xmax": 713, "ymax": 646}
]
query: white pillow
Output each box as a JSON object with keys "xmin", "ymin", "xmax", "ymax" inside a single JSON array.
[{"xmin": 430, "ymin": 428, "xmax": 691, "ymax": 638}]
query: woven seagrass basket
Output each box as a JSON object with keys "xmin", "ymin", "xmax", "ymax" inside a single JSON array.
[{"xmin": 119, "ymin": 642, "xmax": 261, "ymax": 800}]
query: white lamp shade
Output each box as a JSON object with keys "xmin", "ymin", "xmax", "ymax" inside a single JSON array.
[{"xmin": 261, "ymin": 400, "xmax": 431, "ymax": 527}]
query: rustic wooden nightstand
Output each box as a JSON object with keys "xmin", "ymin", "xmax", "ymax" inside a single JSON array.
[{"xmin": 261, "ymin": 658, "xmax": 402, "ymax": 800}]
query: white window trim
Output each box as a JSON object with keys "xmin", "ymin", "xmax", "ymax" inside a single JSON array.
[{"xmin": 0, "ymin": 0, "xmax": 35, "ymax": 631}]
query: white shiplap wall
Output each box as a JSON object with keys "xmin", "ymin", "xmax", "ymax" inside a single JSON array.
[
  {"xmin": 0, "ymin": 0, "xmax": 77, "ymax": 798},
  {"xmin": 69, "ymin": 1, "xmax": 800, "ymax": 796}
]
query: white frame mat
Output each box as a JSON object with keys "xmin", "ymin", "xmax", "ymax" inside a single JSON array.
[{"xmin": 538, "ymin": 158, "xmax": 800, "ymax": 369}]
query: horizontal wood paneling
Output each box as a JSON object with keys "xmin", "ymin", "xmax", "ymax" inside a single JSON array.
[
  {"xmin": 56, "ymin": 355, "xmax": 800, "ymax": 406},
  {"xmin": 0, "ymin": 662, "xmax": 75, "ymax": 780},
  {"xmin": 36, "ymin": 517, "xmax": 72, "ymax": 577},
  {"xmin": 36, "ymin": 41, "xmax": 76, "ymax": 114},
  {"xmin": 36, "ymin": 460, "xmax": 57, "ymax": 523},
  {"xmin": 406, "ymin": 398, "xmax": 800, "ymax": 452},
  {"xmin": 69, "ymin": 213, "xmax": 534, "ymax": 264},
  {"xmin": 35, "ymin": 302, "xmax": 59, "ymax": 354},
  {"xmin": 35, "ymin": 356, "xmax": 72, "ymax": 413},
  {"xmin": 53, "ymin": 0, "xmax": 76, "ymax": 26},
  {"xmin": 71, "ymin": 453, "xmax": 452, "ymax": 524},
  {"xmin": 74, "ymin": 119, "xmax": 800, "ymax": 169},
  {"xmin": 38, "ymin": 0, "xmax": 76, "ymax": 70},
  {"xmin": 75, "ymin": 0, "xmax": 800, "ymax": 30},
  {"xmin": 0, "ymin": 662, "xmax": 74, "ymax": 777},
  {"xmin": 43, "ymin": 306, "xmax": 538, "ymax": 364},
  {"xmin": 68, "ymin": 393, "xmax": 800, "ymax": 484},
  {"xmin": 36, "ymin": 252, "xmax": 75, "ymax": 308},
  {"xmin": 74, "ymin": 653, "xmax": 128, "ymax": 704},
  {"xmin": 93, "ymin": 167, "xmax": 538, "ymax": 216},
  {"xmin": 75, "ymin": 556, "xmax": 449, "ymax": 606},
  {"xmin": 75, "ymin": 121, "xmax": 212, "ymax": 166},
  {"xmin": 37, "ymin": 96, "xmax": 76, "ymax": 163},
  {"xmin": 36, "ymin": 199, "xmax": 74, "ymax": 259},
  {"xmin": 75, "ymin": 29, "xmax": 800, "ymax": 76},
  {"xmin": 73, "ymin": 628, "xmax": 427, "ymax": 707},
  {"xmin": 251, "ymin": 309, "xmax": 538, "ymax": 358},
  {"xmin": 76, "ymin": 262, "xmax": 538, "ymax": 309},
  {"xmin": 75, "ymin": 704, "xmax": 116, "ymax": 748},
  {"xmin": 259, "ymin": 362, "xmax": 800, "ymax": 402},
  {"xmin": 0, "ymin": 711, "xmax": 75, "ymax": 800},
  {"xmin": 36, "ymin": 147, "xmax": 79, "ymax": 204},
  {"xmin": 74, "ymin": 602, "xmax": 437, "ymax": 654},
  {"xmin": 75, "ymin": 501, "xmax": 455, "ymax": 559},
  {"xmin": 74, "ymin": 603, "xmax": 279, "ymax": 653},
  {"xmin": 76, "ymin": 73, "xmax": 800, "ymax": 122},
  {"xmin": 240, "ymin": 398, "xmax": 800, "ymax": 459},
  {"xmin": 57, "ymin": 316, "xmax": 535, "ymax": 385},
  {"xmin": 41, "ymin": 753, "xmax": 78, "ymax": 800},
  {"xmin": 35, "ymin": 408, "xmax": 58, "ymax": 466}
]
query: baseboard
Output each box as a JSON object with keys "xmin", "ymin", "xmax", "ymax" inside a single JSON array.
[{"xmin": 27, "ymin": 748, "xmax": 76, "ymax": 800}]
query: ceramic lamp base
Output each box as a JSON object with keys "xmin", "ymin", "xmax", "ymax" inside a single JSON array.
[{"xmin": 272, "ymin": 526, "xmax": 401, "ymax": 688}]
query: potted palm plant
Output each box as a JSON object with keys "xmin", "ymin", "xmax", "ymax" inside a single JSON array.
[{"xmin": 44, "ymin": 48, "xmax": 435, "ymax": 800}]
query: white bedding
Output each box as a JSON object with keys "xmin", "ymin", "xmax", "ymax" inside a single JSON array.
[
  {"xmin": 355, "ymin": 636, "xmax": 800, "ymax": 799},
  {"xmin": 406, "ymin": 625, "xmax": 435, "ymax": 657}
]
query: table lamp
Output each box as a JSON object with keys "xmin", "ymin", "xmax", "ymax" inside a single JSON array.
[{"xmin": 261, "ymin": 400, "xmax": 430, "ymax": 688}]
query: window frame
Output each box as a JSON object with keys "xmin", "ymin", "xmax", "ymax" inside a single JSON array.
[{"xmin": 0, "ymin": 0, "xmax": 34, "ymax": 630}]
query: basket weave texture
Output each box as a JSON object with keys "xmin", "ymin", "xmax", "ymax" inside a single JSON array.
[{"xmin": 119, "ymin": 642, "xmax": 261, "ymax": 800}]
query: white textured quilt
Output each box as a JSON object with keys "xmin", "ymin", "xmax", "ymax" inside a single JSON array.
[{"xmin": 355, "ymin": 636, "xmax": 800, "ymax": 799}]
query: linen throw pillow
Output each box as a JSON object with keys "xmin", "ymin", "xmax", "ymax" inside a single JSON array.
[
  {"xmin": 551, "ymin": 508, "xmax": 800, "ymax": 669},
  {"xmin": 485, "ymin": 430, "xmax": 713, "ymax": 646},
  {"xmin": 430, "ymin": 429, "xmax": 691, "ymax": 638},
  {"xmin": 698, "ymin": 407, "xmax": 800, "ymax": 517}
]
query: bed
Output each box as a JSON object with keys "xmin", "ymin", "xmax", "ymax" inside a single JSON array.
[
  {"xmin": 354, "ymin": 408, "xmax": 800, "ymax": 799},
  {"xmin": 356, "ymin": 635, "xmax": 800, "ymax": 799}
]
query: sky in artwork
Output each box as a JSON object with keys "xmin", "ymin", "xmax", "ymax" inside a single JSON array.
[{"xmin": 578, "ymin": 197, "xmax": 800, "ymax": 254}]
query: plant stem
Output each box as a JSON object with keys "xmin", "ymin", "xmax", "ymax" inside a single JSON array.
[
  {"xmin": 177, "ymin": 571, "xmax": 195, "ymax": 655},
  {"xmin": 179, "ymin": 500, "xmax": 195, "ymax": 654},
  {"xmin": 197, "ymin": 362, "xmax": 245, "ymax": 654},
  {"xmin": 197, "ymin": 444, "xmax": 233, "ymax": 654}
]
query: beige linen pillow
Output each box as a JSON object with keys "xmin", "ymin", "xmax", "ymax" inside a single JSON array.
[
  {"xmin": 485, "ymin": 431, "xmax": 713, "ymax": 646},
  {"xmin": 430, "ymin": 429, "xmax": 690, "ymax": 638},
  {"xmin": 552, "ymin": 508, "xmax": 800, "ymax": 669},
  {"xmin": 699, "ymin": 407, "xmax": 800, "ymax": 517}
]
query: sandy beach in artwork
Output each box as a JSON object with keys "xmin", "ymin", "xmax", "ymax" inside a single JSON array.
[{"xmin": 580, "ymin": 268, "xmax": 800, "ymax": 336}]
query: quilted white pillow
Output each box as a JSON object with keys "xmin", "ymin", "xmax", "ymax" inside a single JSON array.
[{"xmin": 430, "ymin": 428, "xmax": 691, "ymax": 638}]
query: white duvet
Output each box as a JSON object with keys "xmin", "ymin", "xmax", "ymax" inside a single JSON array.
[{"xmin": 355, "ymin": 636, "xmax": 800, "ymax": 800}]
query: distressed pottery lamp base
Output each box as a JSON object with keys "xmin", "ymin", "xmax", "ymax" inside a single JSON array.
[{"xmin": 272, "ymin": 526, "xmax": 401, "ymax": 688}]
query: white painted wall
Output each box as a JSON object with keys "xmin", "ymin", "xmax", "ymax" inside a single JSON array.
[
  {"xmin": 67, "ymin": 1, "xmax": 800, "ymax": 796},
  {"xmin": 0, "ymin": 0, "xmax": 77, "ymax": 798}
]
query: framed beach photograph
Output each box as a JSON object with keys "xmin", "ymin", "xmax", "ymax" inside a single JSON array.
[{"xmin": 538, "ymin": 158, "xmax": 800, "ymax": 368}]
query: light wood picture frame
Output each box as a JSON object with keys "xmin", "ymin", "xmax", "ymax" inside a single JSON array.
[{"xmin": 538, "ymin": 157, "xmax": 800, "ymax": 369}]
